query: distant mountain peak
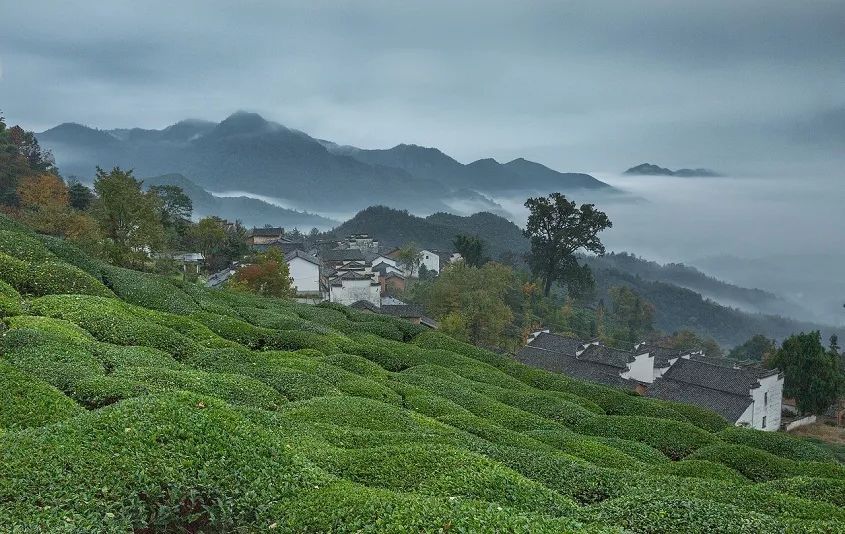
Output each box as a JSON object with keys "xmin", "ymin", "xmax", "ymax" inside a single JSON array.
[
  {"xmin": 624, "ymin": 162, "xmax": 721, "ymax": 177},
  {"xmin": 211, "ymin": 111, "xmax": 277, "ymax": 137}
]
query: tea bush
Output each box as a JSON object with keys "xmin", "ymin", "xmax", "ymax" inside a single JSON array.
[
  {"xmin": 0, "ymin": 360, "xmax": 84, "ymax": 430},
  {"xmin": 574, "ymin": 415, "xmax": 717, "ymax": 460},
  {"xmin": 100, "ymin": 265, "xmax": 197, "ymax": 314},
  {"xmin": 36, "ymin": 234, "xmax": 104, "ymax": 279},
  {"xmin": 0, "ymin": 279, "xmax": 22, "ymax": 316},
  {"xmin": 24, "ymin": 261, "xmax": 114, "ymax": 297},
  {"xmin": 0, "ymin": 230, "xmax": 55, "ymax": 262},
  {"xmin": 0, "ymin": 252, "xmax": 28, "ymax": 288},
  {"xmin": 717, "ymin": 426, "xmax": 836, "ymax": 463}
]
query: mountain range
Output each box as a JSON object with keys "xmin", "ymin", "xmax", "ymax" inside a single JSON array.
[
  {"xmin": 37, "ymin": 111, "xmax": 614, "ymax": 216},
  {"xmin": 142, "ymin": 174, "xmax": 336, "ymax": 230},
  {"xmin": 623, "ymin": 163, "xmax": 721, "ymax": 177}
]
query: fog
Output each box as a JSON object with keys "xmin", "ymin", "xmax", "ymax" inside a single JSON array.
[{"xmin": 486, "ymin": 173, "xmax": 845, "ymax": 327}]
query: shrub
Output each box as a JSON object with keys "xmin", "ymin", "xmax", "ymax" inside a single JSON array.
[
  {"xmin": 189, "ymin": 311, "xmax": 269, "ymax": 348},
  {"xmin": 113, "ymin": 366, "xmax": 285, "ymax": 410},
  {"xmin": 92, "ymin": 342, "xmax": 185, "ymax": 372},
  {"xmin": 574, "ymin": 415, "xmax": 717, "ymax": 460},
  {"xmin": 5, "ymin": 314, "xmax": 95, "ymax": 345},
  {"xmin": 0, "ymin": 252, "xmax": 28, "ymax": 288},
  {"xmin": 686, "ymin": 443, "xmax": 795, "ymax": 482},
  {"xmin": 29, "ymin": 295, "xmax": 199, "ymax": 358},
  {"xmin": 36, "ymin": 235, "xmax": 104, "ymax": 279},
  {"xmin": 717, "ymin": 426, "xmax": 836, "ymax": 463},
  {"xmin": 656, "ymin": 399, "xmax": 730, "ymax": 432},
  {"xmin": 0, "ymin": 392, "xmax": 329, "ymax": 530},
  {"xmin": 263, "ymin": 330, "xmax": 342, "ymax": 354},
  {"xmin": 1, "ymin": 328, "xmax": 104, "ymax": 392},
  {"xmin": 0, "ymin": 213, "xmax": 33, "ymax": 234},
  {"xmin": 187, "ymin": 348, "xmax": 340, "ymax": 401},
  {"xmin": 583, "ymin": 495, "xmax": 784, "ymax": 533},
  {"xmin": 655, "ymin": 459, "xmax": 749, "ymax": 483},
  {"xmin": 71, "ymin": 375, "xmax": 150, "ymax": 408},
  {"xmin": 0, "ymin": 279, "xmax": 22, "ymax": 317},
  {"xmin": 310, "ymin": 443, "xmax": 578, "ymax": 517},
  {"xmin": 0, "ymin": 230, "xmax": 55, "ymax": 262},
  {"xmin": 0, "ymin": 360, "xmax": 84, "ymax": 430},
  {"xmin": 318, "ymin": 353, "xmax": 391, "ymax": 380},
  {"xmin": 100, "ymin": 265, "xmax": 197, "ymax": 314},
  {"xmin": 761, "ymin": 476, "xmax": 845, "ymax": 508},
  {"xmin": 525, "ymin": 429, "xmax": 647, "ymax": 469},
  {"xmin": 23, "ymin": 262, "xmax": 114, "ymax": 297},
  {"xmin": 592, "ymin": 437, "xmax": 669, "ymax": 465}
]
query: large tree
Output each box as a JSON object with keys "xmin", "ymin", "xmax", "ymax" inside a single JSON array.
[
  {"xmin": 91, "ymin": 167, "xmax": 164, "ymax": 267},
  {"xmin": 67, "ymin": 178, "xmax": 94, "ymax": 211},
  {"xmin": 229, "ymin": 247, "xmax": 294, "ymax": 297},
  {"xmin": 453, "ymin": 234, "xmax": 487, "ymax": 267},
  {"xmin": 415, "ymin": 262, "xmax": 516, "ymax": 347},
  {"xmin": 0, "ymin": 114, "xmax": 57, "ymax": 206},
  {"xmin": 729, "ymin": 334, "xmax": 777, "ymax": 362},
  {"xmin": 523, "ymin": 193, "xmax": 612, "ymax": 297},
  {"xmin": 768, "ymin": 331, "xmax": 843, "ymax": 415},
  {"xmin": 149, "ymin": 184, "xmax": 193, "ymax": 249},
  {"xmin": 396, "ymin": 242, "xmax": 423, "ymax": 277}
]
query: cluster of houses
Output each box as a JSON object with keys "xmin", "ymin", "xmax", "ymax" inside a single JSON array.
[
  {"xmin": 211, "ymin": 228, "xmax": 453, "ymax": 327},
  {"xmin": 516, "ymin": 331, "xmax": 785, "ymax": 431}
]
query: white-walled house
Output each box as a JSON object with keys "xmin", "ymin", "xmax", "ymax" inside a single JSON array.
[
  {"xmin": 285, "ymin": 250, "xmax": 320, "ymax": 295},
  {"xmin": 647, "ymin": 358, "xmax": 784, "ymax": 431},
  {"xmin": 420, "ymin": 250, "xmax": 440, "ymax": 274},
  {"xmin": 328, "ymin": 271, "xmax": 381, "ymax": 307}
]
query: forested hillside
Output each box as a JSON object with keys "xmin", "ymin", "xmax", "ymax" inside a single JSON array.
[
  {"xmin": 2, "ymin": 214, "xmax": 843, "ymax": 531},
  {"xmin": 325, "ymin": 205, "xmax": 528, "ymax": 258},
  {"xmin": 589, "ymin": 266, "xmax": 845, "ymax": 347}
]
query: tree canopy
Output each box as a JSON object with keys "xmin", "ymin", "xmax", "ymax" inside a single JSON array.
[
  {"xmin": 767, "ymin": 331, "xmax": 843, "ymax": 415},
  {"xmin": 523, "ymin": 193, "xmax": 611, "ymax": 297}
]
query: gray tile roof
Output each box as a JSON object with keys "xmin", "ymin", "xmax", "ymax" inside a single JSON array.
[
  {"xmin": 248, "ymin": 227, "xmax": 284, "ymax": 237},
  {"xmin": 284, "ymin": 249, "xmax": 319, "ymax": 265},
  {"xmin": 645, "ymin": 345, "xmax": 687, "ymax": 368},
  {"xmin": 320, "ymin": 248, "xmax": 366, "ymax": 262},
  {"xmin": 578, "ymin": 344, "xmax": 635, "ymax": 369},
  {"xmin": 381, "ymin": 304, "xmax": 425, "ymax": 318},
  {"xmin": 659, "ymin": 358, "xmax": 763, "ymax": 396},
  {"xmin": 647, "ymin": 378, "xmax": 749, "ymax": 422},
  {"xmin": 529, "ymin": 332, "xmax": 584, "ymax": 356},
  {"xmin": 514, "ymin": 346, "xmax": 636, "ymax": 390}
]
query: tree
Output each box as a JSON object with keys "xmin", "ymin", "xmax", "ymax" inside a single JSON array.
[
  {"xmin": 396, "ymin": 242, "xmax": 423, "ymax": 277},
  {"xmin": 149, "ymin": 184, "xmax": 193, "ymax": 249},
  {"xmin": 453, "ymin": 234, "xmax": 486, "ymax": 267},
  {"xmin": 523, "ymin": 193, "xmax": 612, "ymax": 297},
  {"xmin": 67, "ymin": 178, "xmax": 94, "ymax": 211},
  {"xmin": 767, "ymin": 331, "xmax": 843, "ymax": 415},
  {"xmin": 607, "ymin": 286, "xmax": 655, "ymax": 347},
  {"xmin": 16, "ymin": 173, "xmax": 70, "ymax": 235},
  {"xmin": 229, "ymin": 247, "xmax": 294, "ymax": 297},
  {"xmin": 728, "ymin": 334, "xmax": 777, "ymax": 361},
  {"xmin": 91, "ymin": 167, "xmax": 164, "ymax": 267},
  {"xmin": 415, "ymin": 262, "xmax": 515, "ymax": 347},
  {"xmin": 0, "ymin": 115, "xmax": 57, "ymax": 206},
  {"xmin": 190, "ymin": 217, "xmax": 227, "ymax": 268}
]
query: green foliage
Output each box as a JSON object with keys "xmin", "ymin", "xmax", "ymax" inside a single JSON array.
[
  {"xmin": 717, "ymin": 426, "xmax": 836, "ymax": 463},
  {"xmin": 0, "ymin": 279, "xmax": 22, "ymax": 316},
  {"xmin": 523, "ymin": 193, "xmax": 611, "ymax": 297},
  {"xmin": 729, "ymin": 334, "xmax": 777, "ymax": 361},
  {"xmin": 0, "ymin": 360, "xmax": 84, "ymax": 430},
  {"xmin": 0, "ymin": 251, "xmax": 29, "ymax": 288},
  {"xmin": 36, "ymin": 234, "xmax": 104, "ymax": 279},
  {"xmin": 0, "ymin": 229, "xmax": 56, "ymax": 262},
  {"xmin": 574, "ymin": 415, "xmax": 716, "ymax": 460},
  {"xmin": 2, "ymin": 217, "xmax": 844, "ymax": 531},
  {"xmin": 768, "ymin": 331, "xmax": 843, "ymax": 415},
  {"xmin": 24, "ymin": 261, "xmax": 114, "ymax": 297},
  {"xmin": 101, "ymin": 265, "xmax": 197, "ymax": 314}
]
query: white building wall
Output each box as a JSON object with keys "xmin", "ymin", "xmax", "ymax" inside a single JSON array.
[
  {"xmin": 748, "ymin": 374, "xmax": 783, "ymax": 431},
  {"xmin": 288, "ymin": 258, "xmax": 320, "ymax": 293},
  {"xmin": 622, "ymin": 353, "xmax": 654, "ymax": 383},
  {"xmin": 736, "ymin": 404, "xmax": 755, "ymax": 428},
  {"xmin": 330, "ymin": 279, "xmax": 381, "ymax": 307},
  {"xmin": 420, "ymin": 250, "xmax": 440, "ymax": 274}
]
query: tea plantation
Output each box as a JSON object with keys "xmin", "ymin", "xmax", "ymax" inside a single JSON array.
[{"xmin": 1, "ymin": 215, "xmax": 843, "ymax": 532}]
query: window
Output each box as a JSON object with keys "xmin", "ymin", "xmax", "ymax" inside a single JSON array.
[
  {"xmin": 764, "ymin": 392, "xmax": 768, "ymax": 406},
  {"xmin": 762, "ymin": 416, "xmax": 767, "ymax": 429}
]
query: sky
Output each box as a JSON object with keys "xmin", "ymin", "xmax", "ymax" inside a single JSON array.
[{"xmin": 1, "ymin": 0, "xmax": 844, "ymax": 175}]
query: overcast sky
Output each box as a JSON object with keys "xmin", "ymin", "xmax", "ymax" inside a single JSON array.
[{"xmin": 1, "ymin": 1, "xmax": 843, "ymax": 174}]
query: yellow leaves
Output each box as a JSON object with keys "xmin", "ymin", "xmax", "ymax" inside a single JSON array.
[{"xmin": 17, "ymin": 173, "xmax": 69, "ymax": 211}]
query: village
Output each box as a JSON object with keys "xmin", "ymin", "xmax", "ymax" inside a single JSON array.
[{"xmin": 193, "ymin": 225, "xmax": 842, "ymax": 434}]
